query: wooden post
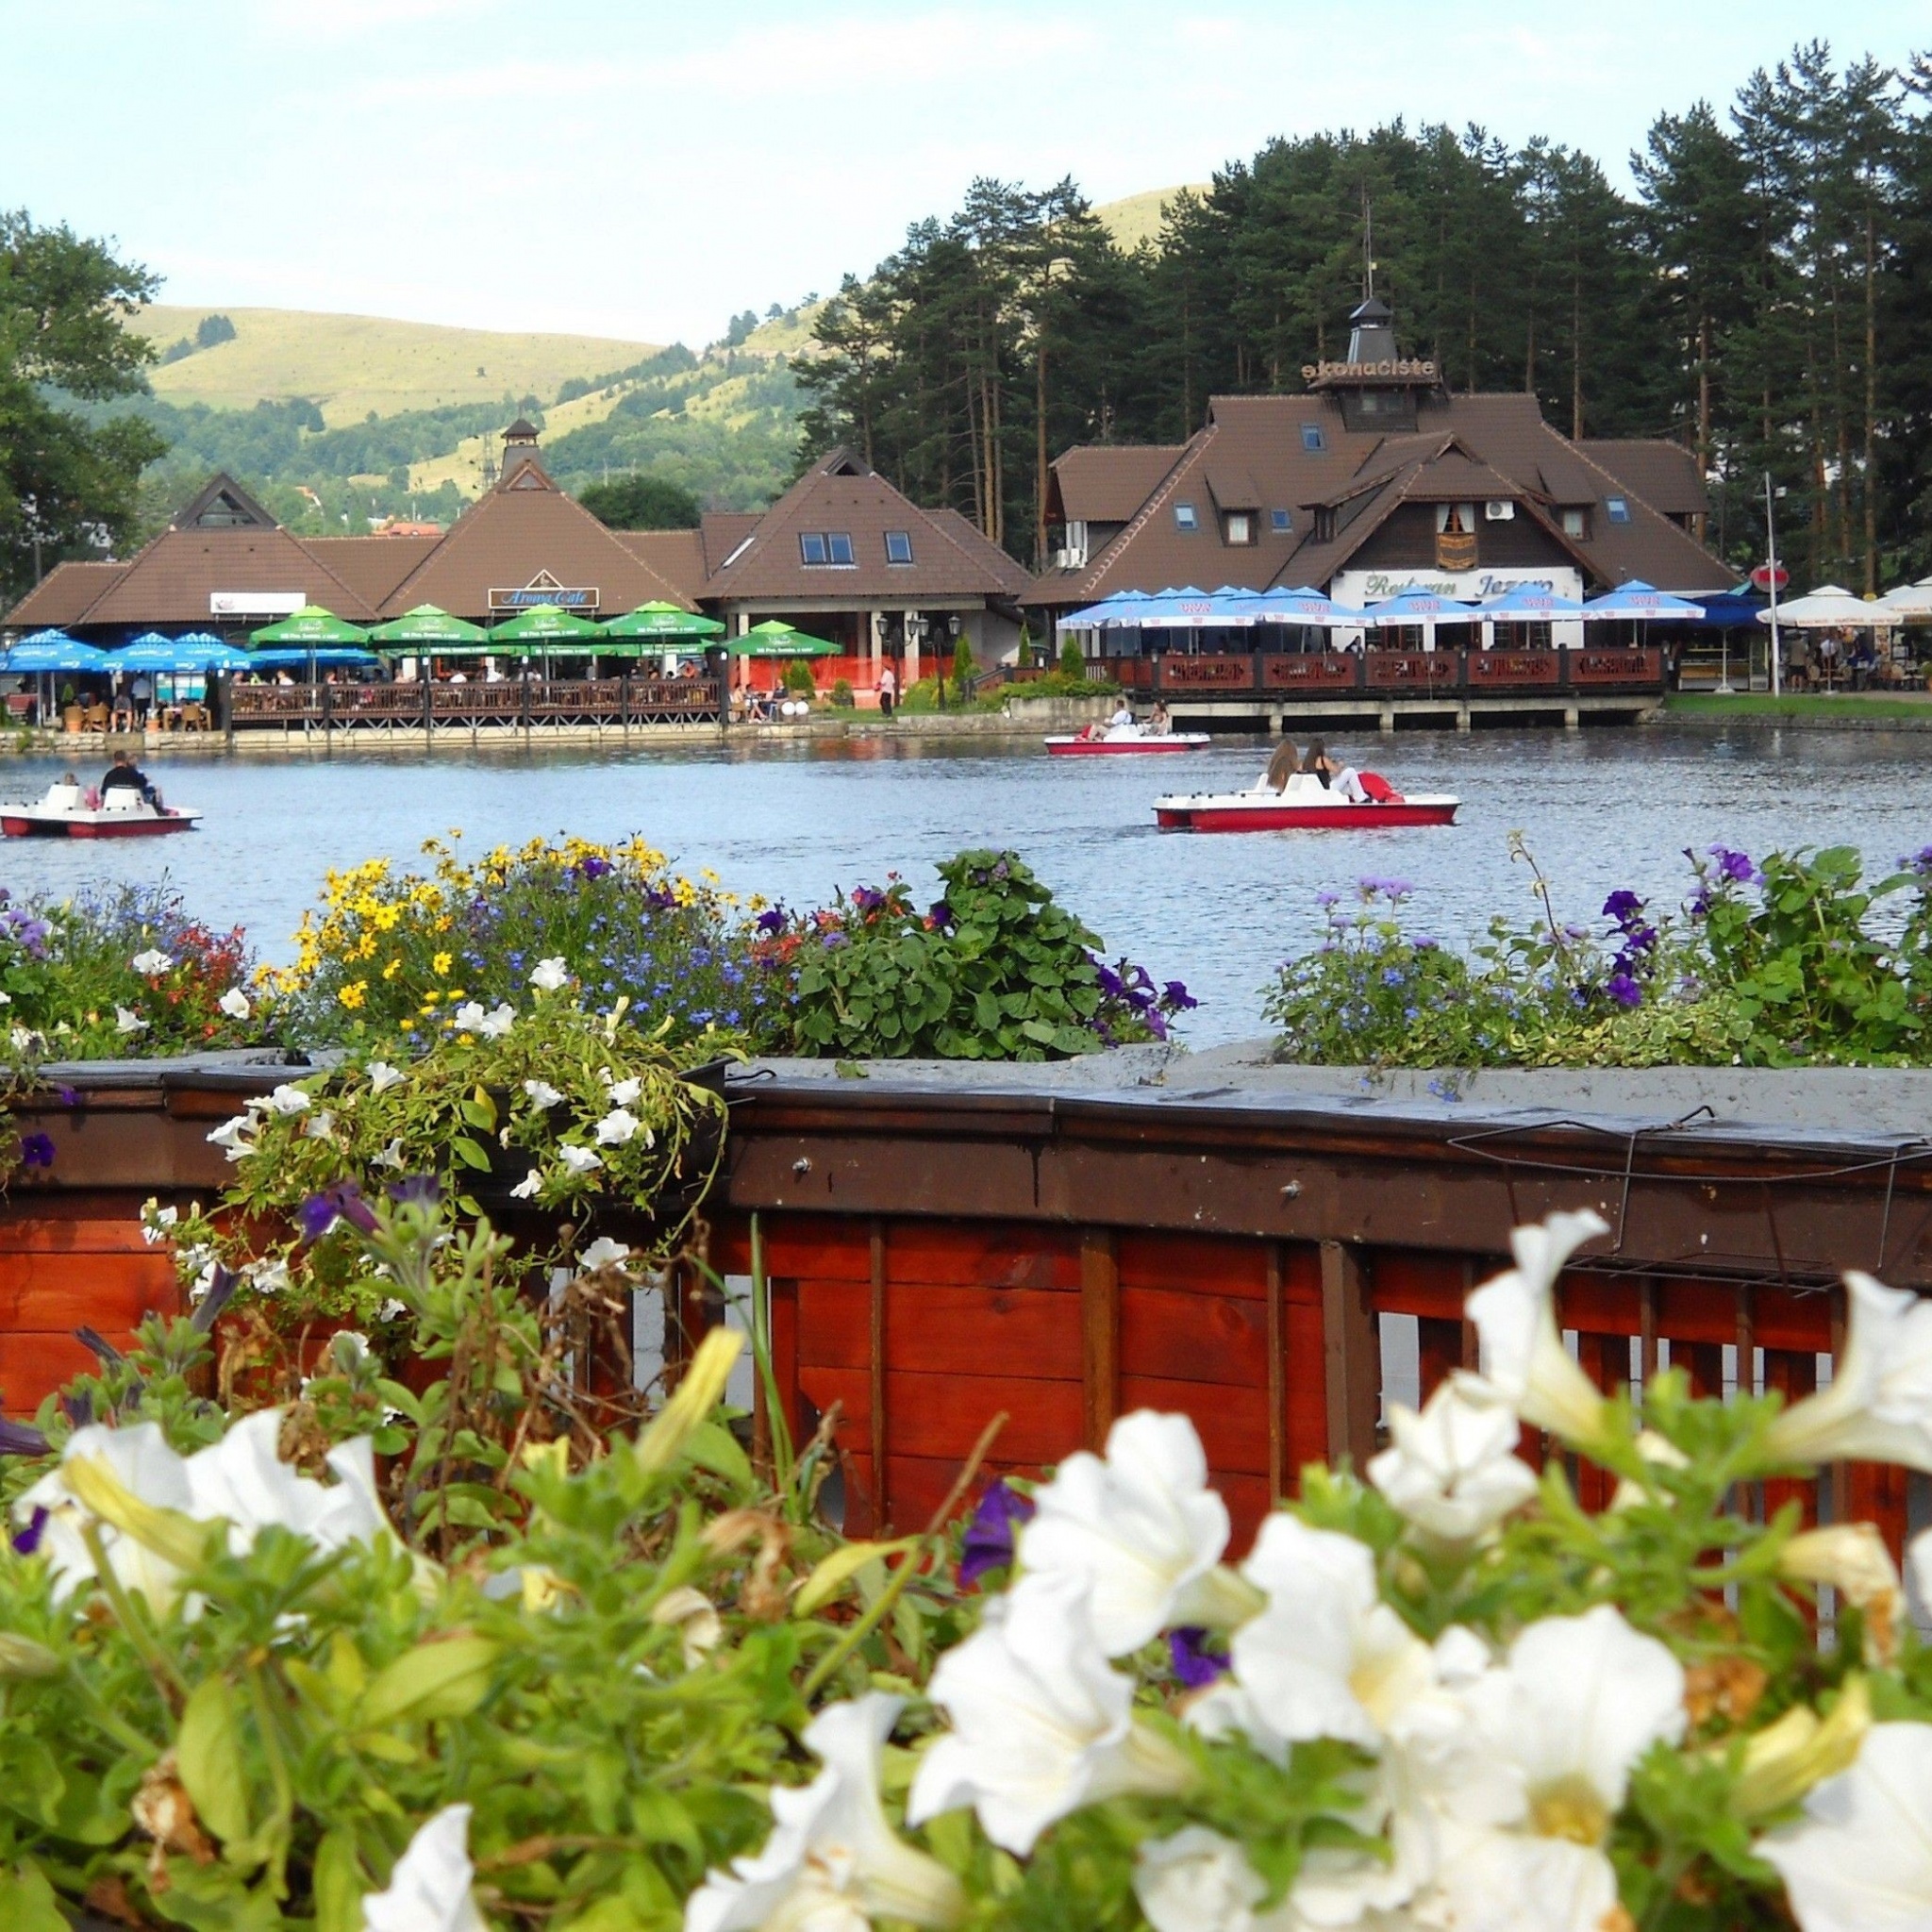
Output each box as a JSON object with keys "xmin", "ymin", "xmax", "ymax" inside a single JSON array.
[
  {"xmin": 869, "ymin": 1220, "xmax": 888, "ymax": 1532},
  {"xmin": 1266, "ymin": 1243, "xmax": 1286, "ymax": 1501},
  {"xmin": 1080, "ymin": 1228, "xmax": 1120, "ymax": 1450},
  {"xmin": 1321, "ymin": 1240, "xmax": 1378, "ymax": 1467}
]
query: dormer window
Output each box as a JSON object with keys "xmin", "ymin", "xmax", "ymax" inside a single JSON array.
[
  {"xmin": 800, "ymin": 532, "xmax": 856, "ymax": 566},
  {"xmin": 1562, "ymin": 508, "xmax": 1590, "ymax": 539},
  {"xmin": 1224, "ymin": 511, "xmax": 1254, "ymax": 546},
  {"xmin": 1174, "ymin": 503, "xmax": 1198, "ymax": 531}
]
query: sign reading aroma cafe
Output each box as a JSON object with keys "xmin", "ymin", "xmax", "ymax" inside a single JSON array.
[{"xmin": 488, "ymin": 573, "xmax": 598, "ymax": 613}]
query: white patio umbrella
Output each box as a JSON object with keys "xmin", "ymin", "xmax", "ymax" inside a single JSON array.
[
  {"xmin": 1877, "ymin": 577, "xmax": 1932, "ymax": 621},
  {"xmin": 1753, "ymin": 585, "xmax": 1882, "ymax": 627}
]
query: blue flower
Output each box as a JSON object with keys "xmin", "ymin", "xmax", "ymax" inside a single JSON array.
[
  {"xmin": 1707, "ymin": 843, "xmax": 1758, "ymax": 884},
  {"xmin": 18, "ymin": 1133, "xmax": 54, "ymax": 1170},
  {"xmin": 958, "ymin": 1478, "xmax": 1035, "ymax": 1585},
  {"xmin": 299, "ymin": 1180, "xmax": 376, "ymax": 1241},
  {"xmin": 1169, "ymin": 1626, "xmax": 1229, "ymax": 1688},
  {"xmin": 1606, "ymin": 971, "xmax": 1642, "ymax": 1008}
]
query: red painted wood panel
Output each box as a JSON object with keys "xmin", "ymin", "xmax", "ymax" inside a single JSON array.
[
  {"xmin": 797, "ymin": 1280, "xmax": 1082, "ymax": 1381},
  {"xmin": 1374, "ymin": 1251, "xmax": 1475, "ymax": 1322},
  {"xmin": 1121, "ymin": 1287, "xmax": 1268, "ymax": 1388},
  {"xmin": 1120, "ymin": 1374, "xmax": 1270, "ymax": 1474},
  {"xmin": 1117, "ymin": 1232, "xmax": 1269, "ymax": 1302}
]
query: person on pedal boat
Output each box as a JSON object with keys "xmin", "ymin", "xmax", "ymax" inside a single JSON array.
[
  {"xmin": 1105, "ymin": 700, "xmax": 1137, "ymax": 737},
  {"xmin": 1304, "ymin": 739, "xmax": 1370, "ymax": 804}
]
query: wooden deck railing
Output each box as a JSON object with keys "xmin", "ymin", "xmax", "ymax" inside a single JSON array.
[
  {"xmin": 228, "ymin": 675, "xmax": 723, "ymax": 729},
  {"xmin": 1104, "ymin": 646, "xmax": 1661, "ymax": 700}
]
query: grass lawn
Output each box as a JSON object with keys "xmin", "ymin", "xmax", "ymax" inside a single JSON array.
[{"xmin": 1666, "ymin": 691, "xmax": 1932, "ymax": 722}]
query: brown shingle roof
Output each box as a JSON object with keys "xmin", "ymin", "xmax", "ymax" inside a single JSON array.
[
  {"xmin": 76, "ymin": 523, "xmax": 381, "ymax": 625},
  {"xmin": 4, "ymin": 561, "xmax": 128, "ymax": 630},
  {"xmin": 1050, "ymin": 443, "xmax": 1189, "ymax": 524},
  {"xmin": 308, "ymin": 536, "xmax": 441, "ymax": 609},
  {"xmin": 1030, "ymin": 390, "xmax": 1732, "ymax": 604},
  {"xmin": 1576, "ymin": 440, "xmax": 1709, "ymax": 520},
  {"xmin": 697, "ymin": 513, "xmax": 761, "ymax": 574},
  {"xmin": 612, "ymin": 530, "xmax": 707, "ymax": 608},
  {"xmin": 377, "ymin": 454, "xmax": 689, "ymax": 618},
  {"xmin": 700, "ymin": 449, "xmax": 1028, "ymax": 603}
]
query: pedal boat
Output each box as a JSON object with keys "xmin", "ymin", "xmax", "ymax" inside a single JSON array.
[
  {"xmin": 1, "ymin": 782, "xmax": 202, "ymax": 839},
  {"xmin": 1045, "ymin": 726, "xmax": 1210, "ymax": 755},
  {"xmin": 1154, "ymin": 785, "xmax": 1458, "ymax": 831}
]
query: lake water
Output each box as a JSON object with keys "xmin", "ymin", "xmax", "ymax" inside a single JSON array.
[{"xmin": 3, "ymin": 724, "xmax": 1928, "ymax": 1043}]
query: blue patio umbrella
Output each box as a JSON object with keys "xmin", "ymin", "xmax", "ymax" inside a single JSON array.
[
  {"xmin": 1240, "ymin": 586, "xmax": 1367, "ymax": 627},
  {"xmin": 1361, "ymin": 589, "xmax": 1480, "ymax": 626},
  {"xmin": 245, "ymin": 647, "xmax": 380, "ymax": 671},
  {"xmin": 115, "ymin": 637, "xmax": 253, "ymax": 673},
  {"xmin": 1480, "ymin": 585, "xmax": 1587, "ymax": 619},
  {"xmin": 2, "ymin": 635, "xmax": 110, "ymax": 673},
  {"xmin": 1581, "ymin": 580, "xmax": 1706, "ymax": 621},
  {"xmin": 1062, "ymin": 590, "xmax": 1155, "ymax": 627}
]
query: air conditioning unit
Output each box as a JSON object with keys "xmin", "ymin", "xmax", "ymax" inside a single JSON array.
[{"xmin": 1485, "ymin": 500, "xmax": 1515, "ymax": 521}]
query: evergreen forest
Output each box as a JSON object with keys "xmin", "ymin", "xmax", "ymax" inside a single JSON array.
[{"xmin": 794, "ymin": 41, "xmax": 1932, "ymax": 590}]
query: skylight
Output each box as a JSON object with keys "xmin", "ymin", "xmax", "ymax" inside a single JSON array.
[
  {"xmin": 1174, "ymin": 503, "xmax": 1198, "ymax": 530},
  {"xmin": 1301, "ymin": 424, "xmax": 1325, "ymax": 453},
  {"xmin": 885, "ymin": 530, "xmax": 914, "ymax": 564},
  {"xmin": 799, "ymin": 532, "xmax": 858, "ymax": 566},
  {"xmin": 1271, "ymin": 508, "xmax": 1292, "ymax": 534},
  {"xmin": 1605, "ymin": 496, "xmax": 1631, "ymax": 525},
  {"xmin": 799, "ymin": 533, "xmax": 827, "ymax": 565},
  {"xmin": 826, "ymin": 532, "xmax": 855, "ymax": 565}
]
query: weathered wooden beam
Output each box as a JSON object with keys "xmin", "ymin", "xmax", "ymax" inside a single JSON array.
[
  {"xmin": 1321, "ymin": 1241, "xmax": 1378, "ymax": 1469},
  {"xmin": 1081, "ymin": 1228, "xmax": 1120, "ymax": 1451}
]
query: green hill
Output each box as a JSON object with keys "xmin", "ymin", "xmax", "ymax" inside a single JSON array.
[
  {"xmin": 1093, "ymin": 185, "xmax": 1205, "ymax": 251},
  {"xmin": 124, "ymin": 305, "xmax": 664, "ymax": 425}
]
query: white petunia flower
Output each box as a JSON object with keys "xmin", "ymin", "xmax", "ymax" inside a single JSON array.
[
  {"xmin": 1133, "ymin": 1827, "xmax": 1269, "ymax": 1932},
  {"xmin": 114, "ymin": 1006, "xmax": 146, "ymax": 1035},
  {"xmin": 363, "ymin": 1805, "xmax": 487, "ymax": 1932},
  {"xmin": 207, "ymin": 1113, "xmax": 258, "ymax": 1161},
  {"xmin": 9, "ymin": 1024, "xmax": 34, "ymax": 1052},
  {"xmin": 1763, "ymin": 1271, "xmax": 1932, "ymax": 1474},
  {"xmin": 604, "ymin": 1072, "xmax": 643, "ymax": 1106},
  {"xmin": 1780, "ymin": 1524, "xmax": 1904, "ymax": 1664},
  {"xmin": 243, "ymin": 1257, "xmax": 290, "ymax": 1296},
  {"xmin": 378, "ymin": 1298, "xmax": 408, "ymax": 1322},
  {"xmin": 524, "ymin": 1078, "xmax": 564, "ymax": 1108},
  {"xmin": 558, "ymin": 1144, "xmax": 603, "ymax": 1175},
  {"xmin": 305, "ymin": 1110, "xmax": 335, "ymax": 1140},
  {"xmin": 0, "ymin": 990, "xmax": 10, "ymax": 1004},
  {"xmin": 530, "ymin": 957, "xmax": 569, "ymax": 993},
  {"xmin": 1016, "ymin": 1409, "xmax": 1238, "ymax": 1657},
  {"xmin": 1368, "ymin": 1372, "xmax": 1540, "ymax": 1544},
  {"xmin": 908, "ymin": 1571, "xmax": 1195, "ymax": 1855},
  {"xmin": 366, "ymin": 1059, "xmax": 404, "ymax": 1091},
  {"xmin": 1465, "ymin": 1209, "xmax": 1612, "ymax": 1449},
  {"xmin": 593, "ymin": 1107, "xmax": 641, "ymax": 1147},
  {"xmin": 217, "ymin": 988, "xmax": 251, "ymax": 1020},
  {"xmin": 577, "ymin": 1237, "xmax": 633, "ymax": 1274},
  {"xmin": 508, "ymin": 1168, "xmax": 542, "ymax": 1198},
  {"xmin": 1757, "ymin": 1721, "xmax": 1932, "ymax": 1931},
  {"xmin": 373, "ymin": 1137, "xmax": 406, "ymax": 1171},
  {"xmin": 450, "ymin": 1001, "xmax": 487, "ymax": 1033},
  {"xmin": 259, "ymin": 1084, "xmax": 311, "ymax": 1116},
  {"xmin": 1423, "ymin": 1604, "xmax": 1685, "ymax": 1932},
  {"xmin": 184, "ymin": 1409, "xmax": 389, "ymax": 1558},
  {"xmin": 1195, "ymin": 1514, "xmax": 1433, "ymax": 1757},
  {"xmin": 686, "ymin": 1693, "xmax": 963, "ymax": 1932},
  {"xmin": 130, "ymin": 949, "xmax": 173, "ymax": 975},
  {"xmin": 141, "ymin": 1204, "xmax": 179, "ymax": 1245},
  {"xmin": 475, "ymin": 1002, "xmax": 515, "ymax": 1039}
]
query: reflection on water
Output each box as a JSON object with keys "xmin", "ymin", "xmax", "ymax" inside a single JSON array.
[{"xmin": 1, "ymin": 724, "xmax": 1926, "ymax": 1043}]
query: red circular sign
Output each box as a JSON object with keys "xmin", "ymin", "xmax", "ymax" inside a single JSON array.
[{"xmin": 1750, "ymin": 564, "xmax": 1790, "ymax": 591}]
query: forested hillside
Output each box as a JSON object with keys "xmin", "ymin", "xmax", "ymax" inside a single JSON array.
[{"xmin": 795, "ymin": 42, "xmax": 1932, "ymax": 590}]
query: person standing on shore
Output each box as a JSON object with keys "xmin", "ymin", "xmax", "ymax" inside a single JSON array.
[{"xmin": 878, "ymin": 664, "xmax": 897, "ymax": 718}]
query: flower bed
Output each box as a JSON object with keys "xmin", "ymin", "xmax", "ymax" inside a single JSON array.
[
  {"xmin": 1269, "ymin": 838, "xmax": 1932, "ymax": 1069},
  {"xmin": 0, "ymin": 1199, "xmax": 1924, "ymax": 1929}
]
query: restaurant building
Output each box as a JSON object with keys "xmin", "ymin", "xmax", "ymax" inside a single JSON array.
[
  {"xmin": 1030, "ymin": 297, "xmax": 1731, "ymax": 653},
  {"xmin": 5, "ymin": 431, "xmax": 1031, "ymax": 703}
]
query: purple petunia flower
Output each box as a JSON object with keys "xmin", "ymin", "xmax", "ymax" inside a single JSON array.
[
  {"xmin": 927, "ymin": 899, "xmax": 954, "ymax": 929},
  {"xmin": 58, "ymin": 1087, "xmax": 80, "ymax": 1110},
  {"xmin": 1602, "ymin": 889, "xmax": 1644, "ymax": 926},
  {"xmin": 755, "ymin": 908, "xmax": 787, "ymax": 935},
  {"xmin": 1161, "ymin": 979, "xmax": 1198, "ymax": 1012},
  {"xmin": 958, "ymin": 1478, "xmax": 1035, "ymax": 1586},
  {"xmin": 0, "ymin": 1419, "xmax": 49, "ymax": 1457},
  {"xmin": 1606, "ymin": 971, "xmax": 1643, "ymax": 1008},
  {"xmin": 298, "ymin": 1181, "xmax": 378, "ymax": 1241},
  {"xmin": 1169, "ymin": 1625, "xmax": 1229, "ymax": 1688},
  {"xmin": 578, "ymin": 856, "xmax": 612, "ymax": 878},
  {"xmin": 18, "ymin": 1133, "xmax": 54, "ymax": 1170},
  {"xmin": 1093, "ymin": 961, "xmax": 1124, "ymax": 1000},
  {"xmin": 11, "ymin": 1506, "xmax": 47, "ymax": 1555},
  {"xmin": 1707, "ymin": 844, "xmax": 1758, "ymax": 885},
  {"xmin": 387, "ymin": 1174, "xmax": 441, "ymax": 1208}
]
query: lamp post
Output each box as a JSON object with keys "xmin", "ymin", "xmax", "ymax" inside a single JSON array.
[{"xmin": 1765, "ymin": 473, "xmax": 1783, "ymax": 700}]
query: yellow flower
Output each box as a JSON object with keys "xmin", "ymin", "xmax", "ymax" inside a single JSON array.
[
  {"xmin": 433, "ymin": 952, "xmax": 453, "ymax": 976},
  {"xmin": 338, "ymin": 981, "xmax": 367, "ymax": 1011},
  {"xmin": 433, "ymin": 916, "xmax": 453, "ymax": 934},
  {"xmin": 382, "ymin": 959, "xmax": 402, "ymax": 981},
  {"xmin": 398, "ymin": 1017, "xmax": 413, "ymax": 1031},
  {"xmin": 421, "ymin": 994, "xmax": 440, "ymax": 1010}
]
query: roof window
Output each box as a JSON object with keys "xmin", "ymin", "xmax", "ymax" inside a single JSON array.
[
  {"xmin": 1271, "ymin": 508, "xmax": 1292, "ymax": 534},
  {"xmin": 799, "ymin": 531, "xmax": 857, "ymax": 566},
  {"xmin": 884, "ymin": 530, "xmax": 914, "ymax": 565},
  {"xmin": 1605, "ymin": 495, "xmax": 1631, "ymax": 525},
  {"xmin": 1301, "ymin": 423, "xmax": 1325, "ymax": 453},
  {"xmin": 1174, "ymin": 503, "xmax": 1198, "ymax": 531}
]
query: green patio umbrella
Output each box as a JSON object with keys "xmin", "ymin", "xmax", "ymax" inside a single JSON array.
[
  {"xmin": 725, "ymin": 619, "xmax": 840, "ymax": 658},
  {"xmin": 601, "ymin": 601, "xmax": 725, "ymax": 641},
  {"xmin": 369, "ymin": 604, "xmax": 489, "ymax": 650},
  {"xmin": 489, "ymin": 602, "xmax": 602, "ymax": 644},
  {"xmin": 249, "ymin": 605, "xmax": 371, "ymax": 645}
]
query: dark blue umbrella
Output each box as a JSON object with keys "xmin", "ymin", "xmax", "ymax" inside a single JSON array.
[{"xmin": 3, "ymin": 636, "xmax": 109, "ymax": 673}]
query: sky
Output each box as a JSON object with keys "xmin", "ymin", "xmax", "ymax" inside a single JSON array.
[{"xmin": 3, "ymin": 0, "xmax": 1927, "ymax": 351}]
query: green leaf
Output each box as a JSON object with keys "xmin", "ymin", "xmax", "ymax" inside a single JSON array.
[
  {"xmin": 358, "ymin": 1634, "xmax": 499, "ymax": 1727},
  {"xmin": 176, "ymin": 1675, "xmax": 253, "ymax": 1850},
  {"xmin": 311, "ymin": 1829, "xmax": 365, "ymax": 1932},
  {"xmin": 450, "ymin": 1137, "xmax": 491, "ymax": 1171},
  {"xmin": 0, "ymin": 1864, "xmax": 69, "ymax": 1932},
  {"xmin": 794, "ymin": 1538, "xmax": 918, "ymax": 1616},
  {"xmin": 684, "ymin": 1415, "xmax": 752, "ymax": 1489}
]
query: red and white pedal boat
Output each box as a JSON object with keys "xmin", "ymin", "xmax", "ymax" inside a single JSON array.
[
  {"xmin": 1045, "ymin": 727, "xmax": 1210, "ymax": 756},
  {"xmin": 1154, "ymin": 785, "xmax": 1459, "ymax": 831},
  {"xmin": 1, "ymin": 782, "xmax": 201, "ymax": 839}
]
